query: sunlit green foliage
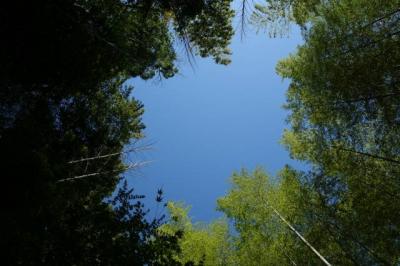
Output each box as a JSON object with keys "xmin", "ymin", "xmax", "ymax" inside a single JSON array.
[
  {"xmin": 217, "ymin": 168, "xmax": 299, "ymax": 265},
  {"xmin": 160, "ymin": 202, "xmax": 235, "ymax": 265},
  {"xmin": 277, "ymin": 0, "xmax": 400, "ymax": 264},
  {"xmin": 165, "ymin": 168, "xmax": 334, "ymax": 265}
]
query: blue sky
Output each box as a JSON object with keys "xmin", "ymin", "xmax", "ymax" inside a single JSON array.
[{"xmin": 127, "ymin": 23, "xmax": 303, "ymax": 222}]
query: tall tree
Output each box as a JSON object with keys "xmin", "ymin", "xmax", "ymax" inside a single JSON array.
[{"xmin": 274, "ymin": 0, "xmax": 400, "ymax": 264}]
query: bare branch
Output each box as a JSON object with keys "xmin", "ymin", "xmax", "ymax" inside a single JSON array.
[
  {"xmin": 269, "ymin": 205, "xmax": 332, "ymax": 266},
  {"xmin": 178, "ymin": 30, "xmax": 197, "ymax": 70},
  {"xmin": 240, "ymin": 0, "xmax": 249, "ymax": 40},
  {"xmin": 68, "ymin": 144, "xmax": 152, "ymax": 164},
  {"xmin": 57, "ymin": 161, "xmax": 154, "ymax": 183},
  {"xmin": 257, "ymin": 185, "xmax": 331, "ymax": 266},
  {"xmin": 334, "ymin": 146, "xmax": 400, "ymax": 165}
]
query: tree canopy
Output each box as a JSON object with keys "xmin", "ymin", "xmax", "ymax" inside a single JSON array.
[
  {"xmin": 277, "ymin": 0, "xmax": 400, "ymax": 264},
  {"xmin": 1, "ymin": 0, "xmax": 235, "ymax": 264},
  {"xmin": 2, "ymin": 0, "xmax": 400, "ymax": 264}
]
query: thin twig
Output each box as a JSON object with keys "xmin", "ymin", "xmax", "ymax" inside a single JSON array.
[
  {"xmin": 57, "ymin": 161, "xmax": 153, "ymax": 183},
  {"xmin": 68, "ymin": 145, "xmax": 152, "ymax": 164}
]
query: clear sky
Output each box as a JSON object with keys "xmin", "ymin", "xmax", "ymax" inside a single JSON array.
[{"xmin": 127, "ymin": 22, "xmax": 304, "ymax": 222}]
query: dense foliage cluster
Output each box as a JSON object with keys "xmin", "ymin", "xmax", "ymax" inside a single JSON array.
[
  {"xmin": 278, "ymin": 0, "xmax": 400, "ymax": 264},
  {"xmin": 0, "ymin": 0, "xmax": 234, "ymax": 264}
]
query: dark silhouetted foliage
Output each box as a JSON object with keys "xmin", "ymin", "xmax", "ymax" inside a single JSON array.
[{"xmin": 0, "ymin": 0, "xmax": 234, "ymax": 264}]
